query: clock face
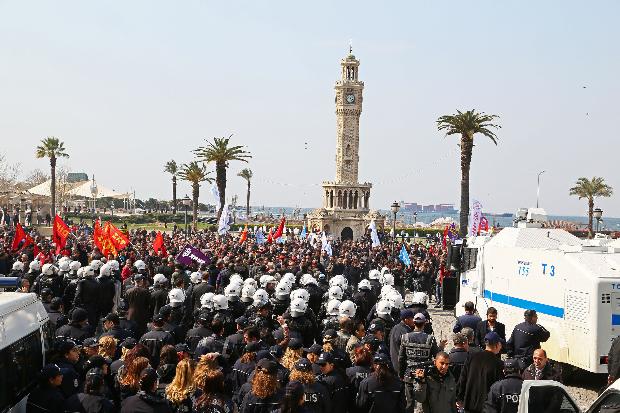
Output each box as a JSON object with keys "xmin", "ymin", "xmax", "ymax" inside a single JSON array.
[{"xmin": 346, "ymin": 94, "xmax": 355, "ymax": 104}]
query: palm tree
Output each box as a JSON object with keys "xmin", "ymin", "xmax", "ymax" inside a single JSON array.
[
  {"xmin": 569, "ymin": 177, "xmax": 613, "ymax": 238},
  {"xmin": 194, "ymin": 136, "xmax": 251, "ymax": 219},
  {"xmin": 238, "ymin": 168, "xmax": 253, "ymax": 217},
  {"xmin": 437, "ymin": 110, "xmax": 501, "ymax": 238},
  {"xmin": 178, "ymin": 161, "xmax": 213, "ymax": 230},
  {"xmin": 35, "ymin": 137, "xmax": 69, "ymax": 220},
  {"xmin": 164, "ymin": 160, "xmax": 179, "ymax": 214}
]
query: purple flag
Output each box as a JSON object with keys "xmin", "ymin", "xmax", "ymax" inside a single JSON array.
[{"xmin": 176, "ymin": 244, "xmax": 210, "ymax": 266}]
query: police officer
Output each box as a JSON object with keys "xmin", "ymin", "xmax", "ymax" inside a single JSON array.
[
  {"xmin": 56, "ymin": 308, "xmax": 93, "ymax": 344},
  {"xmin": 398, "ymin": 313, "xmax": 446, "ymax": 413},
  {"xmin": 56, "ymin": 340, "xmax": 83, "ymax": 398},
  {"xmin": 389, "ymin": 309, "xmax": 414, "ymax": 371},
  {"xmin": 222, "ymin": 316, "xmax": 250, "ymax": 362},
  {"xmin": 484, "ymin": 359, "xmax": 523, "ymax": 413},
  {"xmin": 150, "ymin": 273, "xmax": 169, "ymax": 317},
  {"xmin": 292, "ymin": 358, "xmax": 332, "ymax": 413},
  {"xmin": 356, "ymin": 353, "xmax": 404, "ymax": 413},
  {"xmin": 99, "ymin": 312, "xmax": 131, "ymax": 342},
  {"xmin": 316, "ymin": 352, "xmax": 348, "ymax": 413},
  {"xmin": 506, "ymin": 309, "xmax": 550, "ymax": 370},
  {"xmin": 47, "ymin": 297, "xmax": 68, "ymax": 332},
  {"xmin": 195, "ymin": 319, "xmax": 226, "ymax": 358},
  {"xmin": 453, "ymin": 301, "xmax": 482, "ymax": 333},
  {"xmin": 211, "ymin": 294, "xmax": 236, "ymax": 337},
  {"xmin": 26, "ymin": 364, "xmax": 65, "ymax": 413},
  {"xmin": 97, "ymin": 263, "xmax": 117, "ymax": 321},
  {"xmin": 73, "ymin": 265, "xmax": 101, "ymax": 328},
  {"xmin": 63, "ymin": 367, "xmax": 115, "ymax": 413},
  {"xmin": 139, "ymin": 313, "xmax": 175, "ymax": 366},
  {"xmin": 185, "ymin": 310, "xmax": 213, "ymax": 354}
]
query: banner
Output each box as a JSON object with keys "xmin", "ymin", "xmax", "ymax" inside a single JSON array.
[
  {"xmin": 153, "ymin": 231, "xmax": 168, "ymax": 256},
  {"xmin": 53, "ymin": 215, "xmax": 71, "ymax": 254},
  {"xmin": 95, "ymin": 221, "xmax": 117, "ymax": 256},
  {"xmin": 273, "ymin": 217, "xmax": 286, "ymax": 240},
  {"xmin": 176, "ymin": 244, "xmax": 210, "ymax": 266},
  {"xmin": 107, "ymin": 222, "xmax": 130, "ymax": 251},
  {"xmin": 469, "ymin": 200, "xmax": 483, "ymax": 237},
  {"xmin": 369, "ymin": 220, "xmax": 380, "ymax": 248},
  {"xmin": 399, "ymin": 244, "xmax": 411, "ymax": 266},
  {"xmin": 11, "ymin": 223, "xmax": 29, "ymax": 252}
]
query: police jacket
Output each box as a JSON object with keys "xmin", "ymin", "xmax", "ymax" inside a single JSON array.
[
  {"xmin": 453, "ymin": 313, "xmax": 482, "ymax": 333},
  {"xmin": 73, "ymin": 278, "xmax": 100, "ymax": 311},
  {"xmin": 185, "ymin": 326, "xmax": 212, "ymax": 354},
  {"xmin": 270, "ymin": 297, "xmax": 290, "ymax": 317},
  {"xmin": 97, "ymin": 275, "xmax": 116, "ymax": 315},
  {"xmin": 195, "ymin": 334, "xmax": 225, "ymax": 359},
  {"xmin": 356, "ymin": 373, "xmax": 404, "ymax": 413},
  {"xmin": 47, "ymin": 310, "xmax": 68, "ymax": 332},
  {"xmin": 26, "ymin": 383, "xmax": 65, "ymax": 413},
  {"xmin": 288, "ymin": 315, "xmax": 316, "ymax": 347},
  {"xmin": 398, "ymin": 330, "xmax": 439, "ymax": 382},
  {"xmin": 56, "ymin": 322, "xmax": 93, "ymax": 344},
  {"xmin": 389, "ymin": 321, "xmax": 412, "ymax": 371},
  {"xmin": 448, "ymin": 347, "xmax": 469, "ymax": 386},
  {"xmin": 484, "ymin": 374, "xmax": 523, "ymax": 413},
  {"xmin": 414, "ymin": 367, "xmax": 457, "ymax": 413},
  {"xmin": 222, "ymin": 331, "xmax": 245, "ymax": 362},
  {"xmin": 239, "ymin": 389, "xmax": 284, "ymax": 413},
  {"xmin": 57, "ymin": 359, "xmax": 82, "ymax": 398},
  {"xmin": 506, "ymin": 321, "xmax": 550, "ymax": 361},
  {"xmin": 99, "ymin": 325, "xmax": 132, "ymax": 343},
  {"xmin": 64, "ymin": 392, "xmax": 115, "ymax": 413},
  {"xmin": 120, "ymin": 391, "xmax": 172, "ymax": 413},
  {"xmin": 139, "ymin": 327, "xmax": 174, "ymax": 366},
  {"xmin": 317, "ymin": 370, "xmax": 348, "ymax": 413},
  {"xmin": 346, "ymin": 364, "xmax": 371, "ymax": 396},
  {"xmin": 300, "ymin": 381, "xmax": 332, "ymax": 413},
  {"xmin": 228, "ymin": 299, "xmax": 246, "ymax": 319},
  {"xmin": 212, "ymin": 310, "xmax": 236, "ymax": 336},
  {"xmin": 191, "ymin": 282, "xmax": 213, "ymax": 311},
  {"xmin": 229, "ymin": 360, "xmax": 256, "ymax": 393},
  {"xmin": 305, "ymin": 283, "xmax": 324, "ymax": 316},
  {"xmin": 149, "ymin": 287, "xmax": 168, "ymax": 317},
  {"xmin": 125, "ymin": 286, "xmax": 151, "ymax": 327}
]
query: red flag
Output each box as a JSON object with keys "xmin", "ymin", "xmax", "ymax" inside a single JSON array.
[
  {"xmin": 239, "ymin": 224, "xmax": 248, "ymax": 244},
  {"xmin": 94, "ymin": 221, "xmax": 117, "ymax": 256},
  {"xmin": 11, "ymin": 223, "xmax": 28, "ymax": 251},
  {"xmin": 272, "ymin": 217, "xmax": 286, "ymax": 240},
  {"xmin": 267, "ymin": 228, "xmax": 274, "ymax": 244},
  {"xmin": 107, "ymin": 222, "xmax": 130, "ymax": 252},
  {"xmin": 53, "ymin": 215, "xmax": 71, "ymax": 254},
  {"xmin": 153, "ymin": 231, "xmax": 168, "ymax": 257},
  {"xmin": 442, "ymin": 225, "xmax": 449, "ymax": 249}
]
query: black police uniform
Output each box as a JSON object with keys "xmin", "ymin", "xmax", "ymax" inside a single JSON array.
[
  {"xmin": 398, "ymin": 330, "xmax": 439, "ymax": 412},
  {"xmin": 97, "ymin": 275, "xmax": 116, "ymax": 316},
  {"xmin": 195, "ymin": 333, "xmax": 225, "ymax": 358},
  {"xmin": 26, "ymin": 383, "xmax": 65, "ymax": 413},
  {"xmin": 64, "ymin": 392, "xmax": 115, "ymax": 413},
  {"xmin": 317, "ymin": 370, "xmax": 348, "ymax": 413},
  {"xmin": 448, "ymin": 347, "xmax": 469, "ymax": 386},
  {"xmin": 139, "ymin": 327, "xmax": 175, "ymax": 366},
  {"xmin": 506, "ymin": 321, "xmax": 550, "ymax": 368},
  {"xmin": 120, "ymin": 391, "xmax": 172, "ymax": 413},
  {"xmin": 300, "ymin": 381, "xmax": 332, "ymax": 413},
  {"xmin": 222, "ymin": 330, "xmax": 245, "ymax": 362},
  {"xmin": 453, "ymin": 312, "xmax": 482, "ymax": 333},
  {"xmin": 356, "ymin": 373, "xmax": 404, "ymax": 413},
  {"xmin": 185, "ymin": 325, "xmax": 212, "ymax": 354},
  {"xmin": 56, "ymin": 359, "xmax": 82, "ymax": 398},
  {"xmin": 239, "ymin": 389, "xmax": 284, "ymax": 413},
  {"xmin": 73, "ymin": 277, "xmax": 101, "ymax": 327},
  {"xmin": 56, "ymin": 322, "xmax": 93, "ymax": 344},
  {"xmin": 484, "ymin": 373, "xmax": 524, "ymax": 413}
]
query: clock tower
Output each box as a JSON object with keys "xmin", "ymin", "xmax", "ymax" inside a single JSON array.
[{"xmin": 307, "ymin": 48, "xmax": 384, "ymax": 240}]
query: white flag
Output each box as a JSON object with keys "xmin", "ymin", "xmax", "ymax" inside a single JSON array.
[
  {"xmin": 469, "ymin": 199, "xmax": 483, "ymax": 237},
  {"xmin": 369, "ymin": 220, "xmax": 381, "ymax": 247},
  {"xmin": 211, "ymin": 186, "xmax": 220, "ymax": 208},
  {"xmin": 218, "ymin": 204, "xmax": 231, "ymax": 235}
]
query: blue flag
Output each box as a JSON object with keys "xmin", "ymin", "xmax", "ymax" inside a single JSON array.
[
  {"xmin": 399, "ymin": 245, "xmax": 411, "ymax": 266},
  {"xmin": 300, "ymin": 223, "xmax": 307, "ymax": 240},
  {"xmin": 255, "ymin": 228, "xmax": 265, "ymax": 245}
]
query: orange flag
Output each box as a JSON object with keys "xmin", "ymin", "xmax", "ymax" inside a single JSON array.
[
  {"xmin": 107, "ymin": 222, "xmax": 130, "ymax": 252},
  {"xmin": 239, "ymin": 224, "xmax": 248, "ymax": 244},
  {"xmin": 53, "ymin": 215, "xmax": 71, "ymax": 254},
  {"xmin": 272, "ymin": 216, "xmax": 286, "ymax": 240},
  {"xmin": 267, "ymin": 228, "xmax": 274, "ymax": 244},
  {"xmin": 95, "ymin": 221, "xmax": 117, "ymax": 256},
  {"xmin": 153, "ymin": 231, "xmax": 168, "ymax": 257}
]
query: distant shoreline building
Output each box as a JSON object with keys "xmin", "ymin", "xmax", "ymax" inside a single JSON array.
[
  {"xmin": 307, "ymin": 49, "xmax": 384, "ymax": 240},
  {"xmin": 401, "ymin": 202, "xmax": 456, "ymax": 213}
]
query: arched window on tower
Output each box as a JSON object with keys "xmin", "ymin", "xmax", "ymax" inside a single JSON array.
[
  {"xmin": 348, "ymin": 191, "xmax": 353, "ymax": 209},
  {"xmin": 337, "ymin": 191, "xmax": 342, "ymax": 208},
  {"xmin": 354, "ymin": 191, "xmax": 358, "ymax": 209},
  {"xmin": 329, "ymin": 190, "xmax": 334, "ymax": 208},
  {"xmin": 364, "ymin": 192, "xmax": 370, "ymax": 209},
  {"xmin": 345, "ymin": 144, "xmax": 351, "ymax": 157}
]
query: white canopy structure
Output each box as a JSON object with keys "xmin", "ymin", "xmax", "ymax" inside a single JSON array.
[
  {"xmin": 27, "ymin": 179, "xmax": 56, "ymax": 197},
  {"xmin": 68, "ymin": 181, "xmax": 130, "ymax": 199}
]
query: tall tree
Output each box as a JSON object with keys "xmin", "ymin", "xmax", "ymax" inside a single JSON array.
[
  {"xmin": 437, "ymin": 110, "xmax": 500, "ymax": 238},
  {"xmin": 569, "ymin": 176, "xmax": 613, "ymax": 238},
  {"xmin": 164, "ymin": 160, "xmax": 179, "ymax": 214},
  {"xmin": 194, "ymin": 136, "xmax": 251, "ymax": 219},
  {"xmin": 35, "ymin": 137, "xmax": 69, "ymax": 220},
  {"xmin": 178, "ymin": 161, "xmax": 213, "ymax": 230},
  {"xmin": 238, "ymin": 168, "xmax": 253, "ymax": 217}
]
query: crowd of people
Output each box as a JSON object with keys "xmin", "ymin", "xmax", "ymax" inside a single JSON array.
[{"xmin": 0, "ymin": 221, "xmax": 561, "ymax": 413}]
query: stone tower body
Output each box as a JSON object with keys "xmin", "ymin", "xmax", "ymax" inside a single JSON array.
[{"xmin": 307, "ymin": 50, "xmax": 383, "ymax": 240}]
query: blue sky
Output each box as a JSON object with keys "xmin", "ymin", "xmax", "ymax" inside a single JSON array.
[{"xmin": 0, "ymin": 1, "xmax": 618, "ymax": 216}]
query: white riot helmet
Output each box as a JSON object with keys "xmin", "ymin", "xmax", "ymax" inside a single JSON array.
[
  {"xmin": 358, "ymin": 279, "xmax": 371, "ymax": 291},
  {"xmin": 411, "ymin": 292, "xmax": 428, "ymax": 306},
  {"xmin": 329, "ymin": 275, "xmax": 347, "ymax": 290},
  {"xmin": 225, "ymin": 283, "xmax": 241, "ymax": 301},
  {"xmin": 82, "ymin": 265, "xmax": 95, "ymax": 278},
  {"xmin": 212, "ymin": 294, "xmax": 229, "ymax": 310},
  {"xmin": 189, "ymin": 272, "xmax": 202, "ymax": 284},
  {"xmin": 168, "ymin": 288, "xmax": 186, "ymax": 305},
  {"xmin": 328, "ymin": 285, "xmax": 343, "ymax": 300},
  {"xmin": 339, "ymin": 300, "xmax": 357, "ymax": 318},
  {"xmin": 275, "ymin": 282, "xmax": 291, "ymax": 300},
  {"xmin": 253, "ymin": 289, "xmax": 269, "ymax": 306},
  {"xmin": 200, "ymin": 292, "xmax": 215, "ymax": 309},
  {"xmin": 90, "ymin": 260, "xmax": 103, "ymax": 271},
  {"xmin": 134, "ymin": 260, "xmax": 146, "ymax": 271},
  {"xmin": 108, "ymin": 260, "xmax": 119, "ymax": 271},
  {"xmin": 230, "ymin": 273, "xmax": 243, "ymax": 285},
  {"xmin": 380, "ymin": 285, "xmax": 395, "ymax": 299},
  {"xmin": 380, "ymin": 273, "xmax": 394, "ymax": 286},
  {"xmin": 58, "ymin": 260, "xmax": 70, "ymax": 272},
  {"xmin": 69, "ymin": 261, "xmax": 81, "ymax": 272},
  {"xmin": 29, "ymin": 261, "xmax": 41, "ymax": 272},
  {"xmin": 241, "ymin": 284, "xmax": 256, "ymax": 303},
  {"xmin": 326, "ymin": 299, "xmax": 341, "ymax": 316},
  {"xmin": 376, "ymin": 300, "xmax": 392, "ymax": 316},
  {"xmin": 99, "ymin": 263, "xmax": 113, "ymax": 277},
  {"xmin": 153, "ymin": 273, "xmax": 168, "ymax": 285},
  {"xmin": 76, "ymin": 267, "xmax": 84, "ymax": 278},
  {"xmin": 290, "ymin": 297, "xmax": 308, "ymax": 318},
  {"xmin": 291, "ymin": 289, "xmax": 309, "ymax": 303},
  {"xmin": 42, "ymin": 263, "xmax": 56, "ymax": 276},
  {"xmin": 387, "ymin": 291, "xmax": 403, "ymax": 310},
  {"xmin": 368, "ymin": 269, "xmax": 380, "ymax": 280},
  {"xmin": 243, "ymin": 278, "xmax": 257, "ymax": 289},
  {"xmin": 259, "ymin": 275, "xmax": 276, "ymax": 288},
  {"xmin": 300, "ymin": 274, "xmax": 317, "ymax": 286},
  {"xmin": 12, "ymin": 261, "xmax": 24, "ymax": 271},
  {"xmin": 381, "ymin": 266, "xmax": 389, "ymax": 275},
  {"xmin": 281, "ymin": 273, "xmax": 296, "ymax": 287}
]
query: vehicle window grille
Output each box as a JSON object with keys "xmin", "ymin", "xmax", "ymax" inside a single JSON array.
[
  {"xmin": 602, "ymin": 293, "xmax": 611, "ymax": 304},
  {"xmin": 565, "ymin": 290, "xmax": 589, "ymax": 324}
]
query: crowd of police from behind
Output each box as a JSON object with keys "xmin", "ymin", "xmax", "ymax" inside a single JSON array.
[{"xmin": 0, "ymin": 224, "xmax": 573, "ymax": 413}]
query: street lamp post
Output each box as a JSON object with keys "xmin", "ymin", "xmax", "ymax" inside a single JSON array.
[
  {"xmin": 182, "ymin": 195, "xmax": 192, "ymax": 238},
  {"xmin": 90, "ymin": 177, "xmax": 98, "ymax": 225},
  {"xmin": 390, "ymin": 201, "xmax": 400, "ymax": 258},
  {"xmin": 536, "ymin": 171, "xmax": 546, "ymax": 208},
  {"xmin": 593, "ymin": 208, "xmax": 603, "ymax": 233},
  {"xmin": 110, "ymin": 203, "xmax": 115, "ymax": 218},
  {"xmin": 413, "ymin": 211, "xmax": 417, "ymax": 225}
]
